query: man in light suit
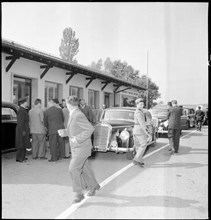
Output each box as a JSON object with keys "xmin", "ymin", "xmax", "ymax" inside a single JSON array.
[
  {"xmin": 58, "ymin": 96, "xmax": 100, "ymax": 204},
  {"xmin": 29, "ymin": 98, "xmax": 47, "ymax": 159},
  {"xmin": 43, "ymin": 99, "xmax": 65, "ymax": 162},
  {"xmin": 167, "ymin": 100, "xmax": 183, "ymax": 154}
]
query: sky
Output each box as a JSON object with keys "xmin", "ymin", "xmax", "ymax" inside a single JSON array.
[{"xmin": 2, "ymin": 2, "xmax": 208, "ymax": 105}]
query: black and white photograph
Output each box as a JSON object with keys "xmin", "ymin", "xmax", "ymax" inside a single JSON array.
[{"xmin": 1, "ymin": 2, "xmax": 208, "ymax": 219}]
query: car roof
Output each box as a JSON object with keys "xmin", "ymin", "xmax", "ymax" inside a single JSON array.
[
  {"xmin": 2, "ymin": 101, "xmax": 19, "ymax": 110},
  {"xmin": 105, "ymin": 107, "xmax": 136, "ymax": 111}
]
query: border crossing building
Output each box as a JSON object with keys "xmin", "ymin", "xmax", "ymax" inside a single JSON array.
[{"xmin": 2, "ymin": 39, "xmax": 146, "ymax": 109}]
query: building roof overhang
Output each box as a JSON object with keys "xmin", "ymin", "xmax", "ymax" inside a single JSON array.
[{"xmin": 2, "ymin": 39, "xmax": 146, "ymax": 92}]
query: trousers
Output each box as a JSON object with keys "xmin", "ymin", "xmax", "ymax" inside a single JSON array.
[
  {"xmin": 168, "ymin": 128, "xmax": 181, "ymax": 152},
  {"xmin": 49, "ymin": 133, "xmax": 65, "ymax": 161},
  {"xmin": 133, "ymin": 134, "xmax": 148, "ymax": 163},
  {"xmin": 69, "ymin": 156, "xmax": 98, "ymax": 193},
  {"xmin": 31, "ymin": 133, "xmax": 46, "ymax": 158}
]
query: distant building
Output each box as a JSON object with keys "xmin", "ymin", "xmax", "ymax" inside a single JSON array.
[{"xmin": 2, "ymin": 39, "xmax": 146, "ymax": 109}]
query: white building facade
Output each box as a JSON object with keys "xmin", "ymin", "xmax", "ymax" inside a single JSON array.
[{"xmin": 2, "ymin": 39, "xmax": 145, "ymax": 109}]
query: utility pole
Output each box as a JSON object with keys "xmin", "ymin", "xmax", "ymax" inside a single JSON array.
[{"xmin": 146, "ymin": 51, "xmax": 149, "ymax": 109}]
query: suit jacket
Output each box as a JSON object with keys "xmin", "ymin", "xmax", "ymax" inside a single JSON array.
[
  {"xmin": 15, "ymin": 106, "xmax": 30, "ymax": 149},
  {"xmin": 133, "ymin": 109, "xmax": 147, "ymax": 135},
  {"xmin": 167, "ymin": 106, "xmax": 182, "ymax": 129},
  {"xmin": 44, "ymin": 106, "xmax": 64, "ymax": 135},
  {"xmin": 63, "ymin": 108, "xmax": 94, "ymax": 158},
  {"xmin": 79, "ymin": 105, "xmax": 93, "ymax": 124},
  {"xmin": 29, "ymin": 106, "xmax": 46, "ymax": 134}
]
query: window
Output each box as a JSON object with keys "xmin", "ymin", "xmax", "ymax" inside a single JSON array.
[
  {"xmin": 2, "ymin": 107, "xmax": 17, "ymax": 121},
  {"xmin": 88, "ymin": 89, "xmax": 99, "ymax": 108},
  {"xmin": 122, "ymin": 95, "xmax": 136, "ymax": 107},
  {"xmin": 45, "ymin": 81, "xmax": 60, "ymax": 107},
  {"xmin": 13, "ymin": 76, "xmax": 31, "ymax": 108},
  {"xmin": 69, "ymin": 86, "xmax": 83, "ymax": 100}
]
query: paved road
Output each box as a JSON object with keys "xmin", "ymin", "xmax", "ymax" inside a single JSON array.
[{"xmin": 2, "ymin": 126, "xmax": 208, "ymax": 219}]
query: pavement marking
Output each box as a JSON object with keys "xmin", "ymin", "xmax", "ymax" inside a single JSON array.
[{"xmin": 55, "ymin": 129, "xmax": 197, "ymax": 219}]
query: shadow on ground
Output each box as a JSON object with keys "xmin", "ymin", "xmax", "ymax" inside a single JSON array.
[{"xmin": 82, "ymin": 193, "xmax": 199, "ymax": 209}]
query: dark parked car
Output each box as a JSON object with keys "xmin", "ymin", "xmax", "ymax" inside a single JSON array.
[
  {"xmin": 149, "ymin": 105, "xmax": 189, "ymax": 137},
  {"xmin": 182, "ymin": 107, "xmax": 196, "ymax": 128},
  {"xmin": 92, "ymin": 107, "xmax": 158, "ymax": 160},
  {"xmin": 1, "ymin": 101, "xmax": 19, "ymax": 152}
]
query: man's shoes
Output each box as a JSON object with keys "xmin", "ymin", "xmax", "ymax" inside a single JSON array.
[
  {"xmin": 133, "ymin": 160, "xmax": 145, "ymax": 167},
  {"xmin": 38, "ymin": 157, "xmax": 47, "ymax": 160},
  {"xmin": 24, "ymin": 158, "xmax": 28, "ymax": 160},
  {"xmin": 63, "ymin": 156, "xmax": 70, "ymax": 159},
  {"xmin": 72, "ymin": 193, "xmax": 84, "ymax": 204},
  {"xmin": 140, "ymin": 162, "xmax": 145, "ymax": 167},
  {"xmin": 16, "ymin": 160, "xmax": 23, "ymax": 162},
  {"xmin": 48, "ymin": 159, "xmax": 56, "ymax": 162},
  {"xmin": 87, "ymin": 184, "xmax": 101, "ymax": 196},
  {"xmin": 170, "ymin": 149, "xmax": 175, "ymax": 155},
  {"xmin": 133, "ymin": 160, "xmax": 140, "ymax": 165}
]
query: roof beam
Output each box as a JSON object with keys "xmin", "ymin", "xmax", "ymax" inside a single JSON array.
[
  {"xmin": 86, "ymin": 77, "xmax": 96, "ymax": 88},
  {"xmin": 5, "ymin": 55, "xmax": 20, "ymax": 72},
  {"xmin": 66, "ymin": 72, "xmax": 77, "ymax": 84},
  {"xmin": 101, "ymin": 81, "xmax": 110, "ymax": 91},
  {"xmin": 115, "ymin": 86, "xmax": 132, "ymax": 94},
  {"xmin": 114, "ymin": 85, "xmax": 121, "ymax": 93},
  {"xmin": 40, "ymin": 64, "xmax": 53, "ymax": 79}
]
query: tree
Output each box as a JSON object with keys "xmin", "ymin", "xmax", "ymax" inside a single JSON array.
[
  {"xmin": 137, "ymin": 75, "xmax": 161, "ymax": 109},
  {"xmin": 104, "ymin": 57, "xmax": 113, "ymax": 73},
  {"xmin": 95, "ymin": 59, "xmax": 103, "ymax": 70},
  {"xmin": 59, "ymin": 27, "xmax": 79, "ymax": 62},
  {"xmin": 89, "ymin": 58, "xmax": 161, "ymax": 108}
]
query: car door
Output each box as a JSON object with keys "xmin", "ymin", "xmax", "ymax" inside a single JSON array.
[{"xmin": 1, "ymin": 103, "xmax": 18, "ymax": 152}]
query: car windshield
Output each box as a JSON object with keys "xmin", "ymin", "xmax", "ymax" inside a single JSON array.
[{"xmin": 102, "ymin": 110, "xmax": 134, "ymax": 121}]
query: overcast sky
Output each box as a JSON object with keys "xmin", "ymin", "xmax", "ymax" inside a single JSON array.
[{"xmin": 2, "ymin": 2, "xmax": 208, "ymax": 105}]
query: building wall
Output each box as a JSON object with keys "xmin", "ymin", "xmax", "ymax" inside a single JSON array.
[{"xmin": 2, "ymin": 51, "xmax": 140, "ymax": 108}]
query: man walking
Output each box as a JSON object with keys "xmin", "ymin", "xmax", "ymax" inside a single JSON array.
[
  {"xmin": 195, "ymin": 106, "xmax": 204, "ymax": 131},
  {"xmin": 58, "ymin": 96, "xmax": 100, "ymax": 204},
  {"xmin": 44, "ymin": 99, "xmax": 65, "ymax": 162},
  {"xmin": 29, "ymin": 98, "xmax": 47, "ymax": 159},
  {"xmin": 167, "ymin": 100, "xmax": 183, "ymax": 154},
  {"xmin": 133, "ymin": 98, "xmax": 149, "ymax": 167}
]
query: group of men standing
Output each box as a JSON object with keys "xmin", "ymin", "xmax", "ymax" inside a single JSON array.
[{"xmin": 15, "ymin": 97, "xmax": 105, "ymax": 162}]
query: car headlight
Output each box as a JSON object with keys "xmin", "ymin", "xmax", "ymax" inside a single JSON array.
[
  {"xmin": 163, "ymin": 120, "xmax": 169, "ymax": 127},
  {"xmin": 159, "ymin": 120, "xmax": 168, "ymax": 128},
  {"xmin": 111, "ymin": 140, "xmax": 118, "ymax": 147},
  {"xmin": 120, "ymin": 130, "xmax": 130, "ymax": 141}
]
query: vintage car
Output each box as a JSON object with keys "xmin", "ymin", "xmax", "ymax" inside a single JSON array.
[
  {"xmin": 149, "ymin": 104, "xmax": 190, "ymax": 137},
  {"xmin": 1, "ymin": 101, "xmax": 19, "ymax": 152},
  {"xmin": 182, "ymin": 107, "xmax": 196, "ymax": 128},
  {"xmin": 92, "ymin": 107, "xmax": 158, "ymax": 160}
]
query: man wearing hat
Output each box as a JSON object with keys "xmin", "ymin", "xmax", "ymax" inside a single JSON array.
[{"xmin": 15, "ymin": 97, "xmax": 30, "ymax": 162}]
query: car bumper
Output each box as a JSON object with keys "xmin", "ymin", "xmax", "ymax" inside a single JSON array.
[{"xmin": 157, "ymin": 127, "xmax": 168, "ymax": 134}]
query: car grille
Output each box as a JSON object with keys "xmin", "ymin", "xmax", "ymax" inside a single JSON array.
[{"xmin": 93, "ymin": 123, "xmax": 112, "ymax": 150}]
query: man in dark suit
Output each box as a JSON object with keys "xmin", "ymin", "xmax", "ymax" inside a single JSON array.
[
  {"xmin": 167, "ymin": 100, "xmax": 183, "ymax": 154},
  {"xmin": 15, "ymin": 97, "xmax": 31, "ymax": 162},
  {"xmin": 79, "ymin": 99, "xmax": 93, "ymax": 124},
  {"xmin": 44, "ymin": 99, "xmax": 65, "ymax": 162}
]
